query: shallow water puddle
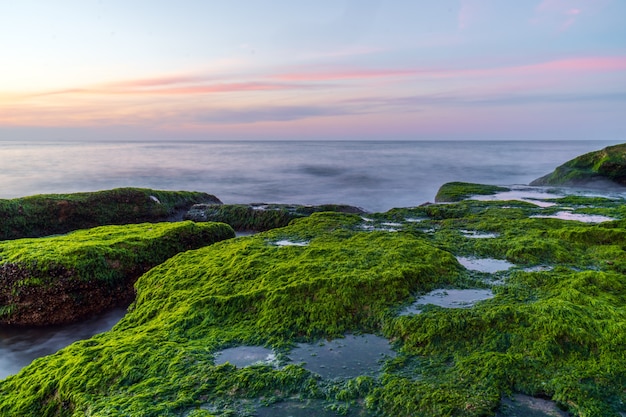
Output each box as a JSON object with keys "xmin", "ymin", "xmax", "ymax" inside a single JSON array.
[
  {"xmin": 457, "ymin": 256, "xmax": 513, "ymax": 273},
  {"xmin": 531, "ymin": 211, "xmax": 614, "ymax": 223},
  {"xmin": 461, "ymin": 230, "xmax": 499, "ymax": 239},
  {"xmin": 496, "ymin": 394, "xmax": 569, "ymax": 417},
  {"xmin": 400, "ymin": 289, "xmax": 494, "ymax": 315},
  {"xmin": 214, "ymin": 346, "xmax": 276, "ymax": 368},
  {"xmin": 288, "ymin": 334, "xmax": 395, "ymax": 379},
  {"xmin": 271, "ymin": 239, "xmax": 309, "ymax": 246},
  {"xmin": 472, "ymin": 188, "xmax": 559, "ymax": 207},
  {"xmin": 256, "ymin": 399, "xmax": 369, "ymax": 417},
  {"xmin": 405, "ymin": 217, "xmax": 425, "ymax": 223}
]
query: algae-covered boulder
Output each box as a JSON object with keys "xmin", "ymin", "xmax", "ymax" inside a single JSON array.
[
  {"xmin": 0, "ymin": 188, "xmax": 222, "ymax": 240},
  {"xmin": 184, "ymin": 203, "xmax": 364, "ymax": 231},
  {"xmin": 531, "ymin": 143, "xmax": 626, "ymax": 187},
  {"xmin": 435, "ymin": 181, "xmax": 510, "ymax": 202},
  {"xmin": 0, "ymin": 221, "xmax": 234, "ymax": 325},
  {"xmin": 0, "ymin": 213, "xmax": 462, "ymax": 416},
  {"xmin": 2, "ymin": 196, "xmax": 626, "ymax": 416}
]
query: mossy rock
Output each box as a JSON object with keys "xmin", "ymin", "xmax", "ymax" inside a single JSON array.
[
  {"xmin": 435, "ymin": 182, "xmax": 510, "ymax": 202},
  {"xmin": 0, "ymin": 221, "xmax": 234, "ymax": 325},
  {"xmin": 531, "ymin": 143, "xmax": 626, "ymax": 186},
  {"xmin": 0, "ymin": 188, "xmax": 222, "ymax": 240},
  {"xmin": 184, "ymin": 203, "xmax": 365, "ymax": 232},
  {"xmin": 2, "ymin": 197, "xmax": 626, "ymax": 416},
  {"xmin": 0, "ymin": 213, "xmax": 462, "ymax": 416}
]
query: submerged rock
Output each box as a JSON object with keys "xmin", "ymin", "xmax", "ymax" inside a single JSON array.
[
  {"xmin": 0, "ymin": 188, "xmax": 222, "ymax": 240},
  {"xmin": 0, "ymin": 221, "xmax": 234, "ymax": 326},
  {"xmin": 184, "ymin": 202, "xmax": 364, "ymax": 231},
  {"xmin": 531, "ymin": 143, "xmax": 626, "ymax": 187}
]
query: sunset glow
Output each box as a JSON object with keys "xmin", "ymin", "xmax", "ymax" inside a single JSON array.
[{"xmin": 1, "ymin": 0, "xmax": 624, "ymax": 141}]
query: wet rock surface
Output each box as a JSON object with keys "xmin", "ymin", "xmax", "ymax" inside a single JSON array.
[
  {"xmin": 184, "ymin": 202, "xmax": 364, "ymax": 232},
  {"xmin": 531, "ymin": 143, "xmax": 626, "ymax": 187},
  {"xmin": 0, "ymin": 188, "xmax": 221, "ymax": 240}
]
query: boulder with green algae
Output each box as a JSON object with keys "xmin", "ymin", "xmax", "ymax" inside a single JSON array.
[
  {"xmin": 0, "ymin": 221, "xmax": 234, "ymax": 326},
  {"xmin": 0, "ymin": 213, "xmax": 463, "ymax": 416},
  {"xmin": 184, "ymin": 202, "xmax": 365, "ymax": 231},
  {"xmin": 531, "ymin": 143, "xmax": 626, "ymax": 187},
  {"xmin": 1, "ymin": 195, "xmax": 626, "ymax": 417},
  {"xmin": 0, "ymin": 188, "xmax": 222, "ymax": 240},
  {"xmin": 435, "ymin": 181, "xmax": 510, "ymax": 202}
]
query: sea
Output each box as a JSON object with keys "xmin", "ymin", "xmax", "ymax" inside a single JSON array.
[
  {"xmin": 0, "ymin": 139, "xmax": 622, "ymax": 212},
  {"xmin": 0, "ymin": 138, "xmax": 623, "ymax": 380}
]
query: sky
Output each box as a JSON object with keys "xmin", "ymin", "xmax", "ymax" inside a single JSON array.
[{"xmin": 0, "ymin": 0, "xmax": 625, "ymax": 141}]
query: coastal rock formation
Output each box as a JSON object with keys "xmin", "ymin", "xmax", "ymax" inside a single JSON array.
[
  {"xmin": 184, "ymin": 202, "xmax": 365, "ymax": 231},
  {"xmin": 0, "ymin": 221, "xmax": 234, "ymax": 326},
  {"xmin": 530, "ymin": 143, "xmax": 626, "ymax": 187},
  {"xmin": 435, "ymin": 181, "xmax": 510, "ymax": 202},
  {"xmin": 2, "ymin": 192, "xmax": 626, "ymax": 416},
  {"xmin": 0, "ymin": 188, "xmax": 222, "ymax": 240}
]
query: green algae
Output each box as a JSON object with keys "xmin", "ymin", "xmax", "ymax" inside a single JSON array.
[
  {"xmin": 184, "ymin": 203, "xmax": 364, "ymax": 232},
  {"xmin": 0, "ymin": 221, "xmax": 235, "ymax": 325},
  {"xmin": 0, "ymin": 188, "xmax": 221, "ymax": 240},
  {"xmin": 0, "ymin": 186, "xmax": 625, "ymax": 416},
  {"xmin": 435, "ymin": 182, "xmax": 510, "ymax": 203},
  {"xmin": 0, "ymin": 213, "xmax": 462, "ymax": 416},
  {"xmin": 531, "ymin": 143, "xmax": 626, "ymax": 186}
]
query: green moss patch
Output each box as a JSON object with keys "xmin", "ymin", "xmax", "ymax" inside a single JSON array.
[
  {"xmin": 184, "ymin": 203, "xmax": 364, "ymax": 232},
  {"xmin": 0, "ymin": 221, "xmax": 234, "ymax": 325},
  {"xmin": 0, "ymin": 188, "xmax": 221, "ymax": 240},
  {"xmin": 531, "ymin": 143, "xmax": 626, "ymax": 186},
  {"xmin": 1, "ymin": 193, "xmax": 626, "ymax": 416},
  {"xmin": 0, "ymin": 213, "xmax": 461, "ymax": 416},
  {"xmin": 435, "ymin": 182, "xmax": 510, "ymax": 203}
]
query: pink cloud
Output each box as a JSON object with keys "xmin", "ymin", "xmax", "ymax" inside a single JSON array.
[{"xmin": 534, "ymin": 0, "xmax": 577, "ymax": 29}]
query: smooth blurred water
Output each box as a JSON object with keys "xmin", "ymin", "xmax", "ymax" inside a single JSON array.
[
  {"xmin": 0, "ymin": 140, "xmax": 620, "ymax": 212},
  {"xmin": 0, "ymin": 307, "xmax": 126, "ymax": 380}
]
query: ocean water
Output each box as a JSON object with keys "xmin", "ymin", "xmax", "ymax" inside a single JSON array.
[
  {"xmin": 0, "ymin": 139, "xmax": 623, "ymax": 380},
  {"xmin": 0, "ymin": 140, "xmax": 621, "ymax": 212}
]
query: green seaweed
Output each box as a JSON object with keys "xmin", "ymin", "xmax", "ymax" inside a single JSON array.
[
  {"xmin": 531, "ymin": 143, "xmax": 626, "ymax": 186},
  {"xmin": 435, "ymin": 182, "xmax": 510, "ymax": 203},
  {"xmin": 0, "ymin": 190, "xmax": 625, "ymax": 416},
  {"xmin": 0, "ymin": 221, "xmax": 234, "ymax": 325},
  {"xmin": 184, "ymin": 203, "xmax": 363, "ymax": 232},
  {"xmin": 0, "ymin": 187, "xmax": 221, "ymax": 240}
]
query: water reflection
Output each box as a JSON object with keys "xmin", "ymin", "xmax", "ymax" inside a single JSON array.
[
  {"xmin": 288, "ymin": 334, "xmax": 395, "ymax": 379},
  {"xmin": 531, "ymin": 211, "xmax": 614, "ymax": 223},
  {"xmin": 400, "ymin": 289, "xmax": 494, "ymax": 315},
  {"xmin": 496, "ymin": 394, "xmax": 569, "ymax": 417},
  {"xmin": 457, "ymin": 256, "xmax": 514, "ymax": 273},
  {"xmin": 213, "ymin": 346, "xmax": 276, "ymax": 368},
  {"xmin": 0, "ymin": 307, "xmax": 127, "ymax": 380}
]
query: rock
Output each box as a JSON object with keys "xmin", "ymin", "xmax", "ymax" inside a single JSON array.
[
  {"xmin": 0, "ymin": 188, "xmax": 222, "ymax": 240},
  {"xmin": 0, "ymin": 221, "xmax": 234, "ymax": 326},
  {"xmin": 184, "ymin": 203, "xmax": 365, "ymax": 232},
  {"xmin": 2, "ymin": 196, "xmax": 626, "ymax": 415},
  {"xmin": 530, "ymin": 143, "xmax": 626, "ymax": 187},
  {"xmin": 435, "ymin": 182, "xmax": 510, "ymax": 202}
]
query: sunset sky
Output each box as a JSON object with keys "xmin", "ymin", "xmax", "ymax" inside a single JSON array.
[{"xmin": 1, "ymin": 0, "xmax": 625, "ymax": 141}]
